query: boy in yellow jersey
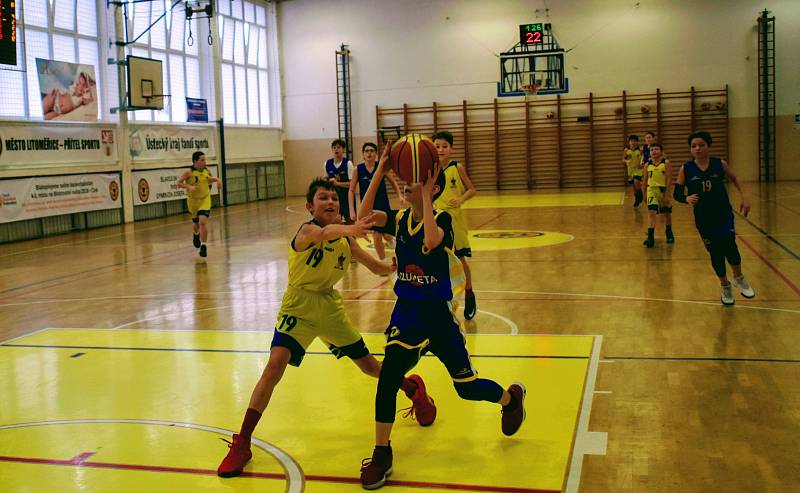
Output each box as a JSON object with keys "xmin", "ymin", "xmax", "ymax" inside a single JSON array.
[
  {"xmin": 358, "ymin": 143, "xmax": 525, "ymax": 490},
  {"xmin": 177, "ymin": 151, "xmax": 222, "ymax": 257},
  {"xmin": 217, "ymin": 178, "xmax": 437, "ymax": 478},
  {"xmin": 623, "ymin": 135, "xmax": 644, "ymax": 208},
  {"xmin": 431, "ymin": 131, "xmax": 479, "ymax": 320},
  {"xmin": 642, "ymin": 143, "xmax": 675, "ymax": 247}
]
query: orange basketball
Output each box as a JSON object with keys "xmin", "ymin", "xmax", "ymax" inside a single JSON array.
[{"xmin": 389, "ymin": 133, "xmax": 439, "ymax": 184}]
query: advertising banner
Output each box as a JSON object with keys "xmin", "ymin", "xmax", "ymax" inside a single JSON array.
[
  {"xmin": 132, "ymin": 165, "xmax": 218, "ymax": 206},
  {"xmin": 36, "ymin": 58, "xmax": 98, "ymax": 121},
  {"xmin": 0, "ymin": 124, "xmax": 117, "ymax": 167},
  {"xmin": 129, "ymin": 125, "xmax": 215, "ymax": 162},
  {"xmin": 0, "ymin": 173, "xmax": 121, "ymax": 223}
]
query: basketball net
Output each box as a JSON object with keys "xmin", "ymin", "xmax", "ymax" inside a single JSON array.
[{"xmin": 521, "ymin": 83, "xmax": 541, "ymax": 99}]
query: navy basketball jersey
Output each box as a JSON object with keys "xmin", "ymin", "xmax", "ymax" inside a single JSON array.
[
  {"xmin": 325, "ymin": 158, "xmax": 350, "ymax": 182},
  {"xmin": 683, "ymin": 157, "xmax": 733, "ymax": 235},
  {"xmin": 380, "ymin": 209, "xmax": 464, "ymax": 301},
  {"xmin": 357, "ymin": 162, "xmax": 390, "ymax": 212},
  {"xmin": 642, "ymin": 144, "xmax": 651, "ymax": 164}
]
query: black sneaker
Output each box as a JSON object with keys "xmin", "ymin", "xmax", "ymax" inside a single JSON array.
[
  {"xmin": 643, "ymin": 237, "xmax": 654, "ymax": 248},
  {"xmin": 464, "ymin": 292, "xmax": 477, "ymax": 320},
  {"xmin": 193, "ymin": 234, "xmax": 201, "ymax": 248},
  {"xmin": 666, "ymin": 231, "xmax": 675, "ymax": 244},
  {"xmin": 199, "ymin": 244, "xmax": 207, "ymax": 257}
]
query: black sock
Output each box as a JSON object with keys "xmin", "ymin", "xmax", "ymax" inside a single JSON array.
[
  {"xmin": 647, "ymin": 227, "xmax": 654, "ymax": 239},
  {"xmin": 666, "ymin": 226, "xmax": 673, "ymax": 234}
]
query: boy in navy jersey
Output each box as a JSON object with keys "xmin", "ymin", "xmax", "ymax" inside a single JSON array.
[
  {"xmin": 356, "ymin": 143, "xmax": 526, "ymax": 490},
  {"xmin": 325, "ymin": 139, "xmax": 355, "ymax": 222},
  {"xmin": 673, "ymin": 131, "xmax": 755, "ymax": 305},
  {"xmin": 349, "ymin": 142, "xmax": 402, "ymax": 259}
]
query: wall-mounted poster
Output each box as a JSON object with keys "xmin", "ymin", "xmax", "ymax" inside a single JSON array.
[{"xmin": 35, "ymin": 58, "xmax": 98, "ymax": 121}]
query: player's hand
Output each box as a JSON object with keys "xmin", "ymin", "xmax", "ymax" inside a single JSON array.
[
  {"xmin": 422, "ymin": 163, "xmax": 441, "ymax": 196},
  {"xmin": 378, "ymin": 140, "xmax": 393, "ymax": 173},
  {"xmin": 382, "ymin": 256, "xmax": 398, "ymax": 275},
  {"xmin": 448, "ymin": 197, "xmax": 460, "ymax": 207},
  {"xmin": 350, "ymin": 213, "xmax": 375, "ymax": 238},
  {"xmin": 186, "ymin": 185, "xmax": 196, "ymax": 193},
  {"xmin": 740, "ymin": 198, "xmax": 751, "ymax": 217},
  {"xmin": 687, "ymin": 194, "xmax": 699, "ymax": 206}
]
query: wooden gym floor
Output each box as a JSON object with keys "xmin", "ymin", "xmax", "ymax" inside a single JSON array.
[{"xmin": 1, "ymin": 182, "xmax": 800, "ymax": 492}]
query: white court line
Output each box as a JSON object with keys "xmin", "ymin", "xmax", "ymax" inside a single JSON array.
[
  {"xmin": 593, "ymin": 390, "xmax": 612, "ymax": 394},
  {"xmin": 4, "ymin": 287, "xmax": 799, "ymax": 315},
  {"xmin": 0, "ymin": 328, "xmax": 51, "ymax": 345},
  {"xmin": 109, "ymin": 299, "xmax": 519, "ymax": 335},
  {"xmin": 0, "ymin": 203, "xmax": 264, "ymax": 259},
  {"xmin": 0, "ymin": 419, "xmax": 303, "ymax": 493},
  {"xmin": 565, "ymin": 335, "xmax": 607, "ymax": 493}
]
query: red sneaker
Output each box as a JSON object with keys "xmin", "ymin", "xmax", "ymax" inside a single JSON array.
[
  {"xmin": 360, "ymin": 444, "xmax": 393, "ymax": 490},
  {"xmin": 501, "ymin": 382, "xmax": 526, "ymax": 436},
  {"xmin": 402, "ymin": 374, "xmax": 437, "ymax": 426},
  {"xmin": 217, "ymin": 434, "xmax": 253, "ymax": 477}
]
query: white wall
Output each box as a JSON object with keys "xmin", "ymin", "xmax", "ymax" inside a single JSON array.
[
  {"xmin": 278, "ymin": 0, "xmax": 800, "ymax": 140},
  {"xmin": 224, "ymin": 127, "xmax": 283, "ymax": 163}
]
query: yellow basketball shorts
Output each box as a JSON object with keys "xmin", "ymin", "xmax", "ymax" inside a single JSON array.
[
  {"xmin": 646, "ymin": 187, "xmax": 672, "ymax": 213},
  {"xmin": 627, "ymin": 166, "xmax": 643, "ymax": 181},
  {"xmin": 187, "ymin": 195, "xmax": 212, "ymax": 220},
  {"xmin": 445, "ymin": 208, "xmax": 472, "ymax": 258},
  {"xmin": 270, "ymin": 285, "xmax": 368, "ymax": 366}
]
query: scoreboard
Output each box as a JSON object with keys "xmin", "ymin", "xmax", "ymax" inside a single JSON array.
[{"xmin": 0, "ymin": 0, "xmax": 16, "ymax": 66}]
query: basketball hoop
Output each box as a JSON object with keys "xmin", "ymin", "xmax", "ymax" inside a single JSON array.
[{"xmin": 521, "ymin": 83, "xmax": 541, "ymax": 97}]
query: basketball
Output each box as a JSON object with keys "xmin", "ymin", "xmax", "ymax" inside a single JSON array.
[{"xmin": 389, "ymin": 133, "xmax": 439, "ymax": 184}]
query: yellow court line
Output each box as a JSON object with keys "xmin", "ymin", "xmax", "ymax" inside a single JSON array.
[{"xmin": 463, "ymin": 192, "xmax": 624, "ymax": 209}]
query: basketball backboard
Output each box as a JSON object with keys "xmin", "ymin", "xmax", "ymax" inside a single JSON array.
[
  {"xmin": 127, "ymin": 55, "xmax": 165, "ymax": 110},
  {"xmin": 497, "ymin": 23, "xmax": 568, "ymax": 97}
]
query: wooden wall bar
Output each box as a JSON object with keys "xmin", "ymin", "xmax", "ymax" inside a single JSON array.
[{"xmin": 376, "ymin": 86, "xmax": 729, "ymax": 190}]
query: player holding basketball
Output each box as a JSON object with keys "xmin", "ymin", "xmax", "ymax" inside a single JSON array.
[
  {"xmin": 623, "ymin": 135, "xmax": 644, "ymax": 208},
  {"xmin": 431, "ymin": 131, "xmax": 479, "ymax": 320},
  {"xmin": 642, "ymin": 143, "xmax": 675, "ymax": 247},
  {"xmin": 357, "ymin": 143, "xmax": 526, "ymax": 490},
  {"xmin": 177, "ymin": 151, "xmax": 222, "ymax": 258},
  {"xmin": 673, "ymin": 131, "xmax": 755, "ymax": 305},
  {"xmin": 216, "ymin": 178, "xmax": 436, "ymax": 478},
  {"xmin": 349, "ymin": 142, "xmax": 402, "ymax": 260}
]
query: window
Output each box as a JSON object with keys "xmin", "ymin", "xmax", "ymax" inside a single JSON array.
[
  {"xmin": 218, "ymin": 0, "xmax": 271, "ymax": 125},
  {"xmin": 0, "ymin": 0, "xmax": 101, "ymax": 119},
  {"xmin": 125, "ymin": 1, "xmax": 205, "ymax": 122},
  {"xmin": 0, "ymin": 0, "xmax": 277, "ymax": 125}
]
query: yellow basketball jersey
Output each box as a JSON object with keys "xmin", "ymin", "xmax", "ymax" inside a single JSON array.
[
  {"xmin": 646, "ymin": 159, "xmax": 668, "ymax": 188},
  {"xmin": 433, "ymin": 161, "xmax": 466, "ymax": 211},
  {"xmin": 187, "ymin": 167, "xmax": 212, "ymax": 200},
  {"xmin": 625, "ymin": 148, "xmax": 642, "ymax": 173},
  {"xmin": 287, "ymin": 224, "xmax": 351, "ymax": 292}
]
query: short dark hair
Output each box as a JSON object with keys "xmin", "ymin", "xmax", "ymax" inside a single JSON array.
[
  {"xmin": 688, "ymin": 131, "xmax": 712, "ymax": 147},
  {"xmin": 627, "ymin": 134, "xmax": 639, "ymax": 141},
  {"xmin": 192, "ymin": 151, "xmax": 205, "ymax": 163},
  {"xmin": 650, "ymin": 142, "xmax": 664, "ymax": 151},
  {"xmin": 331, "ymin": 139, "xmax": 346, "ymax": 149},
  {"xmin": 431, "ymin": 169, "xmax": 447, "ymax": 202},
  {"xmin": 362, "ymin": 142, "xmax": 378, "ymax": 152},
  {"xmin": 645, "ymin": 131, "xmax": 656, "ymax": 138},
  {"xmin": 432, "ymin": 131, "xmax": 454, "ymax": 146},
  {"xmin": 306, "ymin": 177, "xmax": 337, "ymax": 203}
]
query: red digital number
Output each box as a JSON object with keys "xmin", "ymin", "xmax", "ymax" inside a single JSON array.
[
  {"xmin": 532, "ymin": 31, "xmax": 542, "ymax": 43},
  {"xmin": 526, "ymin": 32, "xmax": 534, "ymax": 43}
]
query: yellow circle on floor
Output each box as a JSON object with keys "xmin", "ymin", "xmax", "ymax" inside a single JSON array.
[{"xmin": 356, "ymin": 230, "xmax": 572, "ymax": 252}]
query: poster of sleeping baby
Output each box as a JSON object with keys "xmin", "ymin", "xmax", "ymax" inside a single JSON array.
[{"xmin": 36, "ymin": 58, "xmax": 98, "ymax": 122}]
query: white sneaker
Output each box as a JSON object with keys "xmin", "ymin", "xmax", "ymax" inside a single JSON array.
[
  {"xmin": 732, "ymin": 275, "xmax": 755, "ymax": 299},
  {"xmin": 721, "ymin": 283, "xmax": 735, "ymax": 305}
]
